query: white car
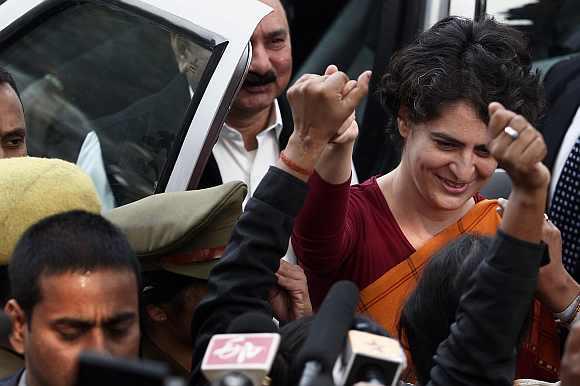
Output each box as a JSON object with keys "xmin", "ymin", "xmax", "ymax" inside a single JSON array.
[{"xmin": 0, "ymin": 0, "xmax": 269, "ymax": 208}]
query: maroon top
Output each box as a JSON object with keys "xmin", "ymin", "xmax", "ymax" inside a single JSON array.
[{"xmin": 292, "ymin": 171, "xmax": 483, "ymax": 307}]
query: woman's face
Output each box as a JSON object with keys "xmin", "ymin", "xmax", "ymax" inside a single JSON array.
[{"xmin": 399, "ymin": 101, "xmax": 498, "ymax": 211}]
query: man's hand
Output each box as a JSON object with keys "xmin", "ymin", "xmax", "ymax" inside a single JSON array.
[
  {"xmin": 269, "ymin": 260, "xmax": 313, "ymax": 322},
  {"xmin": 487, "ymin": 102, "xmax": 550, "ymax": 191},
  {"xmin": 561, "ymin": 322, "xmax": 580, "ymax": 386}
]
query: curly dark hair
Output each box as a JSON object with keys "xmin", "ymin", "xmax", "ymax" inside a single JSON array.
[{"xmin": 378, "ymin": 16, "xmax": 544, "ymax": 147}]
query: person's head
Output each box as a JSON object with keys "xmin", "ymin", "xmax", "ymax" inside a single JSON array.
[
  {"xmin": 0, "ymin": 157, "xmax": 101, "ymax": 272},
  {"xmin": 170, "ymin": 33, "xmax": 213, "ymax": 90},
  {"xmin": 6, "ymin": 210, "xmax": 141, "ymax": 386},
  {"xmin": 0, "ymin": 67, "xmax": 26, "ymax": 159},
  {"xmin": 142, "ymin": 270, "xmax": 208, "ymax": 351},
  {"xmin": 398, "ymin": 234, "xmax": 530, "ymax": 385},
  {"xmin": 230, "ymin": 0, "xmax": 292, "ymax": 118},
  {"xmin": 379, "ymin": 16, "xmax": 543, "ymax": 211},
  {"xmin": 104, "ymin": 181, "xmax": 247, "ymax": 370}
]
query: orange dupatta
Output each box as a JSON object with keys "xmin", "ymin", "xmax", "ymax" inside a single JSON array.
[
  {"xmin": 357, "ymin": 198, "xmax": 501, "ymax": 335},
  {"xmin": 356, "ymin": 198, "xmax": 561, "ymax": 381}
]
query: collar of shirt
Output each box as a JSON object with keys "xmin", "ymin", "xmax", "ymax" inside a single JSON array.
[
  {"xmin": 17, "ymin": 370, "xmax": 27, "ymax": 386},
  {"xmin": 221, "ymin": 99, "xmax": 283, "ymax": 141},
  {"xmin": 190, "ymin": 84, "xmax": 283, "ymax": 140}
]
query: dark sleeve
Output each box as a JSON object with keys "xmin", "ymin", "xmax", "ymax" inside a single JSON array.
[
  {"xmin": 427, "ymin": 231, "xmax": 544, "ymax": 386},
  {"xmin": 189, "ymin": 167, "xmax": 308, "ymax": 386}
]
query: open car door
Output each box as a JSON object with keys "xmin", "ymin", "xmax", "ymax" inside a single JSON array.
[{"xmin": 0, "ymin": 0, "xmax": 270, "ymax": 209}]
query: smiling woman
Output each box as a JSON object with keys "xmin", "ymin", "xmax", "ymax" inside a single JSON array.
[{"xmin": 291, "ymin": 16, "xmax": 544, "ymax": 323}]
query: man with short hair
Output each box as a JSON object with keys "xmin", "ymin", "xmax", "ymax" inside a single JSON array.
[
  {"xmin": 200, "ymin": 0, "xmax": 294, "ymax": 197},
  {"xmin": 2, "ymin": 211, "xmax": 141, "ymax": 386},
  {"xmin": 0, "ymin": 157, "xmax": 102, "ymax": 378},
  {"xmin": 78, "ymin": 0, "xmax": 353, "ymax": 210},
  {"xmin": 0, "ymin": 67, "xmax": 26, "ymax": 159}
]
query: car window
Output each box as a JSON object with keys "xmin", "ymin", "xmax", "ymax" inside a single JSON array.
[
  {"xmin": 0, "ymin": 1, "xmax": 221, "ymax": 208},
  {"xmin": 449, "ymin": 0, "xmax": 580, "ymax": 68}
]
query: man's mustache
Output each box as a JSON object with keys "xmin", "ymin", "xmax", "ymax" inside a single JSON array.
[{"xmin": 243, "ymin": 71, "xmax": 277, "ymax": 87}]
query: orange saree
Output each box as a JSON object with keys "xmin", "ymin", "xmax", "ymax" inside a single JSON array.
[
  {"xmin": 357, "ymin": 198, "xmax": 561, "ymax": 381},
  {"xmin": 357, "ymin": 199, "xmax": 502, "ymax": 334}
]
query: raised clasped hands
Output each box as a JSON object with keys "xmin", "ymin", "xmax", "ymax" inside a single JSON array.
[{"xmin": 287, "ymin": 65, "xmax": 371, "ymax": 153}]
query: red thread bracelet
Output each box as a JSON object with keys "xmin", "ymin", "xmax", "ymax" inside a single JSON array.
[{"xmin": 280, "ymin": 150, "xmax": 313, "ymax": 176}]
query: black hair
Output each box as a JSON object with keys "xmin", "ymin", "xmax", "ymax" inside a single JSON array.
[
  {"xmin": 142, "ymin": 270, "xmax": 206, "ymax": 314},
  {"xmin": 0, "ymin": 66, "xmax": 22, "ymax": 103},
  {"xmin": 9, "ymin": 210, "xmax": 141, "ymax": 318},
  {"xmin": 398, "ymin": 234, "xmax": 533, "ymax": 385},
  {"xmin": 398, "ymin": 235, "xmax": 493, "ymax": 385},
  {"xmin": 379, "ymin": 16, "xmax": 544, "ymax": 148}
]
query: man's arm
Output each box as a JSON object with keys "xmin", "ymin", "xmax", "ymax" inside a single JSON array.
[
  {"xmin": 189, "ymin": 68, "xmax": 370, "ymax": 385},
  {"xmin": 189, "ymin": 167, "xmax": 309, "ymax": 385}
]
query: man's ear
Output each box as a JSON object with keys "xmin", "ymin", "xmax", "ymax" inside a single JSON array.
[
  {"xmin": 397, "ymin": 106, "xmax": 412, "ymax": 139},
  {"xmin": 4, "ymin": 299, "xmax": 26, "ymax": 354},
  {"xmin": 145, "ymin": 304, "xmax": 168, "ymax": 323}
]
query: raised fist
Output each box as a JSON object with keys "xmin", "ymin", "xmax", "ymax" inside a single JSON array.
[{"xmin": 487, "ymin": 102, "xmax": 550, "ymax": 191}]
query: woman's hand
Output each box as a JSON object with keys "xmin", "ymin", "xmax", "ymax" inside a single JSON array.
[
  {"xmin": 279, "ymin": 66, "xmax": 370, "ymax": 181},
  {"xmin": 487, "ymin": 102, "xmax": 550, "ymax": 191},
  {"xmin": 287, "ymin": 67, "xmax": 370, "ymax": 150},
  {"xmin": 488, "ymin": 102, "xmax": 549, "ymax": 243}
]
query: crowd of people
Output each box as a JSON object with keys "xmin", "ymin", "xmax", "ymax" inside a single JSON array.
[{"xmin": 0, "ymin": 0, "xmax": 579, "ymax": 386}]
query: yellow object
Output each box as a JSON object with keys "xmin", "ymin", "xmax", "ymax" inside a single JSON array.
[{"xmin": 0, "ymin": 157, "xmax": 101, "ymax": 263}]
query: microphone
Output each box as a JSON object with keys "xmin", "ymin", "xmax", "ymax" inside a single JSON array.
[
  {"xmin": 202, "ymin": 313, "xmax": 281, "ymax": 386},
  {"xmin": 293, "ymin": 281, "xmax": 360, "ymax": 386},
  {"xmin": 332, "ymin": 330, "xmax": 406, "ymax": 386},
  {"xmin": 227, "ymin": 312, "xmax": 279, "ymax": 334}
]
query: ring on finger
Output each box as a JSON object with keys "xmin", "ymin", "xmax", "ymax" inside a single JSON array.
[{"xmin": 504, "ymin": 126, "xmax": 519, "ymax": 140}]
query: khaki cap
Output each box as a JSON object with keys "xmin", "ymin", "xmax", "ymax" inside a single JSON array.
[
  {"xmin": 0, "ymin": 157, "xmax": 101, "ymax": 264},
  {"xmin": 105, "ymin": 181, "xmax": 247, "ymax": 279}
]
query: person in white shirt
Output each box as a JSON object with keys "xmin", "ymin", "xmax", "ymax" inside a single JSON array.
[{"xmin": 77, "ymin": 0, "xmax": 357, "ymax": 211}]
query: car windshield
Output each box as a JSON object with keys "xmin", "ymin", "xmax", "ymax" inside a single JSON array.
[{"xmin": 0, "ymin": 1, "xmax": 217, "ymax": 208}]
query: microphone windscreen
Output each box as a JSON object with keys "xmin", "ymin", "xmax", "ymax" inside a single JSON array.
[
  {"xmin": 227, "ymin": 312, "xmax": 279, "ymax": 334},
  {"xmin": 294, "ymin": 281, "xmax": 359, "ymax": 372}
]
